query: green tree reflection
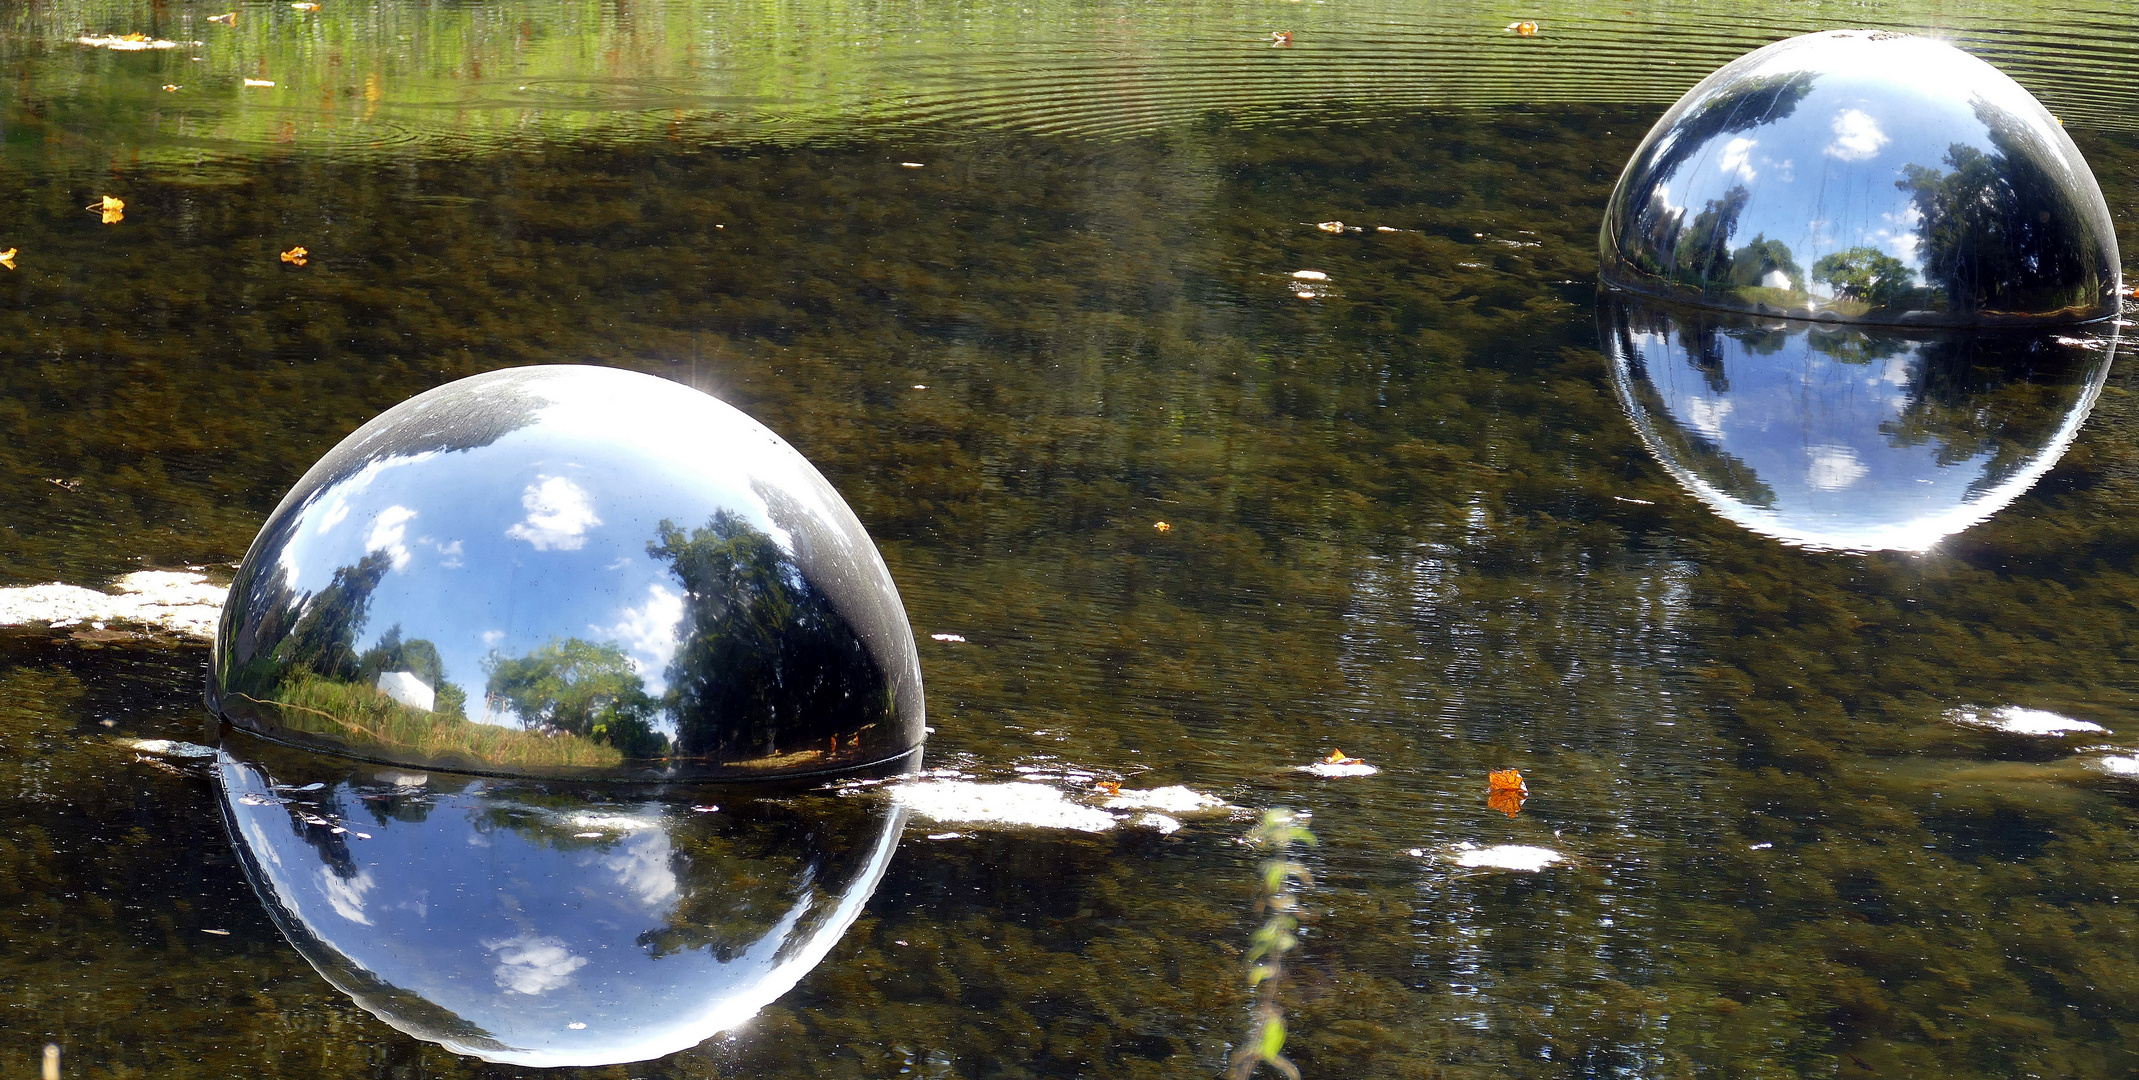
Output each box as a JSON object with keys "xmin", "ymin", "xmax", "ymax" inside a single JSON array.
[
  {"xmin": 482, "ymin": 638, "xmax": 669, "ymax": 758},
  {"xmin": 1811, "ymin": 246, "xmax": 1913, "ymax": 309},
  {"xmin": 650, "ymin": 512, "xmax": 892, "ymax": 764}
]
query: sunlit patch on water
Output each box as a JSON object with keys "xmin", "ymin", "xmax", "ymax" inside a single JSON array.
[
  {"xmin": 2096, "ymin": 756, "xmax": 2139, "ymax": 777},
  {"xmin": 1948, "ymin": 706, "xmax": 2107, "ymax": 736},
  {"xmin": 1446, "ymin": 843, "xmax": 1564, "ymax": 872},
  {"xmin": 121, "ymin": 738, "xmax": 217, "ymax": 759},
  {"xmin": 0, "ymin": 571, "xmax": 224, "ymax": 639}
]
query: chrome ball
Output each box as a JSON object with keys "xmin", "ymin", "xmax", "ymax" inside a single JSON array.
[
  {"xmin": 216, "ymin": 741, "xmax": 907, "ymax": 1066},
  {"xmin": 1600, "ymin": 295, "xmax": 2114, "ymax": 552},
  {"xmin": 209, "ymin": 365, "xmax": 924, "ymax": 781},
  {"xmin": 1600, "ymin": 30, "xmax": 2121, "ymax": 326}
]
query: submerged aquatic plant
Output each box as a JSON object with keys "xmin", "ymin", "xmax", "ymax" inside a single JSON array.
[{"xmin": 1228, "ymin": 808, "xmax": 1316, "ymax": 1080}]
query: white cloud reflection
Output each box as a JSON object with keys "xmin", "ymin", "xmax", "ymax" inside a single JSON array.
[
  {"xmin": 365, "ymin": 506, "xmax": 419, "ymax": 570},
  {"xmin": 506, "ymin": 476, "xmax": 601, "ymax": 551},
  {"xmin": 1826, "ymin": 108, "xmax": 1890, "ymax": 161},
  {"xmin": 318, "ymin": 867, "xmax": 376, "ymax": 925},
  {"xmin": 483, "ymin": 933, "xmax": 588, "ymax": 995}
]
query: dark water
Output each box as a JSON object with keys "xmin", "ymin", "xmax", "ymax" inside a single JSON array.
[{"xmin": 6, "ymin": 0, "xmax": 2139, "ymax": 1076}]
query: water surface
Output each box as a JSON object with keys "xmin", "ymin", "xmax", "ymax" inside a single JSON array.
[{"xmin": 5, "ymin": 1, "xmax": 2139, "ymax": 1077}]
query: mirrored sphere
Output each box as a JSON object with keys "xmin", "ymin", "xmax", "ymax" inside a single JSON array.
[
  {"xmin": 1600, "ymin": 295, "xmax": 2115, "ymax": 551},
  {"xmin": 209, "ymin": 365, "xmax": 924, "ymax": 780},
  {"xmin": 1600, "ymin": 30, "xmax": 2121, "ymax": 326},
  {"xmin": 216, "ymin": 737, "xmax": 908, "ymax": 1066}
]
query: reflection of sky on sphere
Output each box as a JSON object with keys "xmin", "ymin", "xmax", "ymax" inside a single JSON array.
[
  {"xmin": 218, "ymin": 754, "xmax": 904, "ymax": 1067},
  {"xmin": 1609, "ymin": 312, "xmax": 2113, "ymax": 552},
  {"xmin": 266, "ymin": 377, "xmax": 812, "ymax": 736},
  {"xmin": 1644, "ymin": 38, "xmax": 2058, "ymax": 296}
]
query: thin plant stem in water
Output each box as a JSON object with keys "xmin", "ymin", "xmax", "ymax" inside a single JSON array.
[{"xmin": 1228, "ymin": 808, "xmax": 1316, "ymax": 1080}]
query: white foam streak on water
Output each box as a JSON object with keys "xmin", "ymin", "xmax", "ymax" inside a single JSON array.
[
  {"xmin": 1101, "ymin": 785, "xmax": 1229, "ymax": 814},
  {"xmin": 2098, "ymin": 756, "xmax": 2139, "ymax": 777},
  {"xmin": 0, "ymin": 571, "xmax": 224, "ymax": 638}
]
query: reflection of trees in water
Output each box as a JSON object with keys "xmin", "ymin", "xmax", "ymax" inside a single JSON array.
[
  {"xmin": 650, "ymin": 512, "xmax": 893, "ymax": 763},
  {"xmin": 1897, "ymin": 103, "xmax": 2102, "ymax": 316},
  {"xmin": 1803, "ymin": 326, "xmax": 1912, "ymax": 366},
  {"xmin": 482, "ymin": 638, "xmax": 669, "ymax": 758},
  {"xmin": 1880, "ymin": 334, "xmax": 2099, "ymax": 493},
  {"xmin": 1608, "ymin": 306, "xmax": 1779, "ymax": 510}
]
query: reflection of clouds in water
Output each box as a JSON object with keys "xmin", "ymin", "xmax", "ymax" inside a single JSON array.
[
  {"xmin": 365, "ymin": 505, "xmax": 419, "ymax": 571},
  {"xmin": 1825, "ymin": 107, "xmax": 1889, "ymax": 161},
  {"xmin": 483, "ymin": 933, "xmax": 589, "ymax": 995},
  {"xmin": 506, "ymin": 476, "xmax": 601, "ymax": 551},
  {"xmin": 1804, "ymin": 445, "xmax": 1868, "ymax": 491},
  {"xmin": 598, "ymin": 830, "xmax": 680, "ymax": 911},
  {"xmin": 596, "ymin": 583, "xmax": 685, "ymax": 687},
  {"xmin": 318, "ymin": 867, "xmax": 376, "ymax": 925},
  {"xmin": 1684, "ymin": 396, "xmax": 1732, "ymax": 442}
]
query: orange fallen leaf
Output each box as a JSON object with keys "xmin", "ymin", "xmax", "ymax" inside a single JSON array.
[
  {"xmin": 1487, "ymin": 768, "xmax": 1527, "ymax": 817},
  {"xmin": 1505, "ymin": 20, "xmax": 1539, "ymax": 35},
  {"xmin": 1323, "ymin": 748, "xmax": 1363, "ymax": 765},
  {"xmin": 1487, "ymin": 787, "xmax": 1526, "ymax": 817},
  {"xmin": 162, "ymin": 84, "xmax": 181, "ymax": 91},
  {"xmin": 280, "ymin": 246, "xmax": 309, "ymax": 265},
  {"xmin": 1154, "ymin": 521, "xmax": 1171, "ymax": 533},
  {"xmin": 1096, "ymin": 779, "xmax": 1121, "ymax": 797},
  {"xmin": 1315, "ymin": 220, "xmax": 1345, "ymax": 233},
  {"xmin": 0, "ymin": 248, "xmax": 14, "ymax": 271},
  {"xmin": 1271, "ymin": 30, "xmax": 1293, "ymax": 46},
  {"xmin": 207, "ymin": 11, "xmax": 236, "ymax": 22},
  {"xmin": 88, "ymin": 195, "xmax": 124, "ymax": 224}
]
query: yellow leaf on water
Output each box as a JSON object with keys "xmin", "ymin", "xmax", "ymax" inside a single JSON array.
[
  {"xmin": 1323, "ymin": 748, "xmax": 1363, "ymax": 765},
  {"xmin": 1153, "ymin": 521, "xmax": 1171, "ymax": 533},
  {"xmin": 87, "ymin": 196, "xmax": 124, "ymax": 224},
  {"xmin": 0, "ymin": 248, "xmax": 15, "ymax": 270},
  {"xmin": 1315, "ymin": 220, "xmax": 1345, "ymax": 233},
  {"xmin": 162, "ymin": 84, "xmax": 181, "ymax": 92},
  {"xmin": 1505, "ymin": 20, "xmax": 1539, "ymax": 35},
  {"xmin": 280, "ymin": 246, "xmax": 309, "ymax": 266}
]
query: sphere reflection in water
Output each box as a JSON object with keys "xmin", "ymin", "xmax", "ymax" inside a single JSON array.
[
  {"xmin": 208, "ymin": 365, "xmax": 923, "ymax": 781},
  {"xmin": 1601, "ymin": 30, "xmax": 2120, "ymax": 325},
  {"xmin": 1600, "ymin": 296, "xmax": 2115, "ymax": 551},
  {"xmin": 215, "ymin": 738, "xmax": 907, "ymax": 1067}
]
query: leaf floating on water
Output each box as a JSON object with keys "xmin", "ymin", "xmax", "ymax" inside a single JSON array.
[
  {"xmin": 207, "ymin": 11, "xmax": 236, "ymax": 22},
  {"xmin": 1271, "ymin": 30, "xmax": 1293, "ymax": 46},
  {"xmin": 1096, "ymin": 779, "xmax": 1122, "ymax": 797},
  {"xmin": 1505, "ymin": 20, "xmax": 1539, "ymax": 35},
  {"xmin": 1323, "ymin": 748, "xmax": 1362, "ymax": 765},
  {"xmin": 1487, "ymin": 768, "xmax": 1527, "ymax": 817},
  {"xmin": 291, "ymin": 2, "xmax": 320, "ymax": 9},
  {"xmin": 1154, "ymin": 521, "xmax": 1171, "ymax": 533},
  {"xmin": 87, "ymin": 195, "xmax": 125, "ymax": 225},
  {"xmin": 0, "ymin": 248, "xmax": 14, "ymax": 270},
  {"xmin": 279, "ymin": 245, "xmax": 309, "ymax": 265},
  {"xmin": 162, "ymin": 84, "xmax": 181, "ymax": 91},
  {"xmin": 1315, "ymin": 220, "xmax": 1345, "ymax": 233}
]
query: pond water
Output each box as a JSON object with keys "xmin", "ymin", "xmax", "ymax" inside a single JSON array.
[{"xmin": 4, "ymin": 0, "xmax": 2139, "ymax": 1076}]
